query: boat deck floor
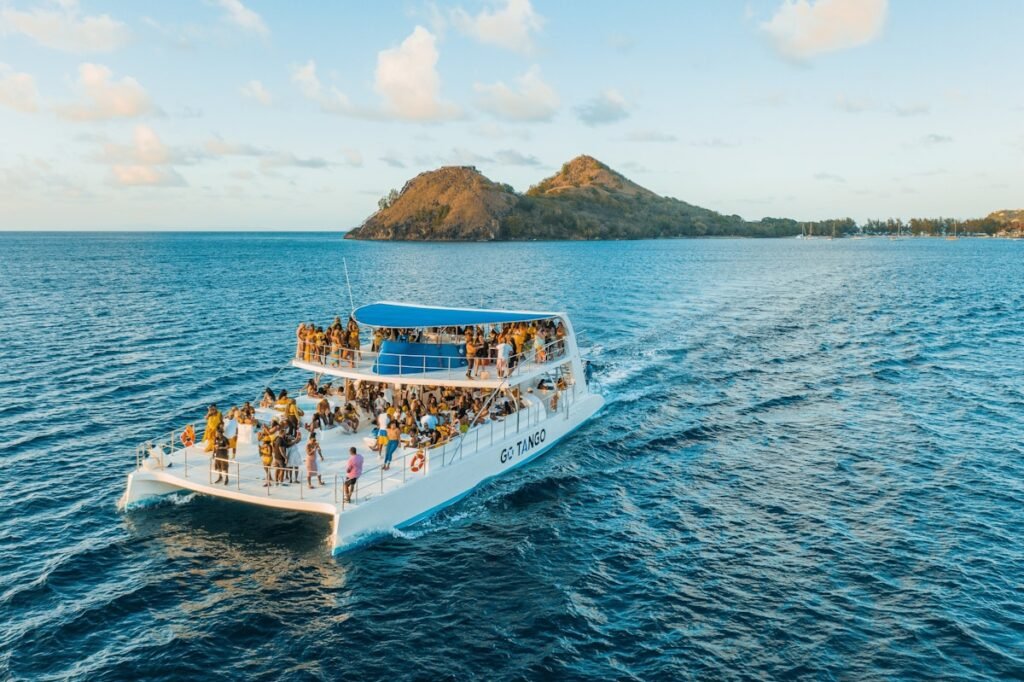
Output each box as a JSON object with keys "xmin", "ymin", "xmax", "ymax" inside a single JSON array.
[{"xmin": 155, "ymin": 420, "xmax": 430, "ymax": 508}]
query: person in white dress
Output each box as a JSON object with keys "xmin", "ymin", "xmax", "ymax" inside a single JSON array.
[
  {"xmin": 222, "ymin": 409, "xmax": 239, "ymax": 457},
  {"xmin": 496, "ymin": 336, "xmax": 512, "ymax": 378}
]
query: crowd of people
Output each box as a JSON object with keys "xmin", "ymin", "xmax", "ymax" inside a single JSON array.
[
  {"xmin": 199, "ymin": 368, "xmax": 569, "ymax": 489},
  {"xmin": 301, "ymin": 377, "xmax": 538, "ymax": 446},
  {"xmin": 194, "ymin": 315, "xmax": 571, "ymax": 500},
  {"xmin": 201, "ymin": 402, "xmax": 257, "ymax": 486},
  {"xmin": 295, "ymin": 316, "xmax": 568, "ymax": 377},
  {"xmin": 250, "ymin": 376, "xmax": 555, "ymax": 490},
  {"xmin": 460, "ymin": 319, "xmax": 566, "ymax": 379},
  {"xmin": 295, "ymin": 317, "xmax": 362, "ymax": 368},
  {"xmin": 198, "ymin": 390, "xmax": 363, "ymax": 500}
]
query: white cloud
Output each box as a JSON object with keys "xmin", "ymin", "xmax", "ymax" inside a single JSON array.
[
  {"xmin": 0, "ymin": 63, "xmax": 39, "ymax": 112},
  {"xmin": 374, "ymin": 26, "xmax": 458, "ymax": 121},
  {"xmin": 215, "ymin": 0, "xmax": 268, "ymax": 35},
  {"xmin": 0, "ymin": 156, "xmax": 90, "ymax": 199},
  {"xmin": 99, "ymin": 125, "xmax": 171, "ymax": 164},
  {"xmin": 575, "ymin": 89, "xmax": 629, "ymax": 126},
  {"xmin": 760, "ymin": 0, "xmax": 888, "ymax": 60},
  {"xmin": 98, "ymin": 125, "xmax": 186, "ymax": 187},
  {"xmin": 57, "ymin": 63, "xmax": 153, "ymax": 121},
  {"xmin": 0, "ymin": 0, "xmax": 130, "ymax": 53},
  {"xmin": 295, "ymin": 28, "xmax": 455, "ymax": 122},
  {"xmin": 240, "ymin": 79, "xmax": 272, "ymax": 105},
  {"xmin": 111, "ymin": 165, "xmax": 185, "ymax": 187},
  {"xmin": 474, "ymin": 65, "xmax": 558, "ymax": 122},
  {"xmin": 291, "ymin": 59, "xmax": 355, "ymax": 115},
  {"xmin": 453, "ymin": 0, "xmax": 543, "ymax": 54}
]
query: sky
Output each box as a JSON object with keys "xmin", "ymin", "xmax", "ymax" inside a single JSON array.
[{"xmin": 0, "ymin": 0, "xmax": 1022, "ymax": 230}]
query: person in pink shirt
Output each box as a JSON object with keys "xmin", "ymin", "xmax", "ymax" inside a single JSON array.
[{"xmin": 344, "ymin": 446, "xmax": 363, "ymax": 503}]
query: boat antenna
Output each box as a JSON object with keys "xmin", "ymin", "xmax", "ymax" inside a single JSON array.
[{"xmin": 343, "ymin": 257, "xmax": 355, "ymax": 315}]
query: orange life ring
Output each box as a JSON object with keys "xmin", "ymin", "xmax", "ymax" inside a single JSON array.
[
  {"xmin": 180, "ymin": 425, "xmax": 196, "ymax": 448},
  {"xmin": 410, "ymin": 450, "xmax": 426, "ymax": 473}
]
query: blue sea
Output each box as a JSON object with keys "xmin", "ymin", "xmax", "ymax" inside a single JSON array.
[{"xmin": 1, "ymin": 233, "xmax": 1023, "ymax": 681}]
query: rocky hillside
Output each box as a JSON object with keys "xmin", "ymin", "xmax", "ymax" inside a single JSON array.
[
  {"xmin": 345, "ymin": 155, "xmax": 800, "ymax": 241},
  {"xmin": 988, "ymin": 209, "xmax": 1024, "ymax": 226},
  {"xmin": 348, "ymin": 165, "xmax": 517, "ymax": 241},
  {"xmin": 527, "ymin": 155, "xmax": 655, "ymax": 198}
]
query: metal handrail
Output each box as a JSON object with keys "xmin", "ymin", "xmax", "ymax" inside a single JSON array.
[
  {"xmin": 444, "ymin": 378, "xmax": 509, "ymax": 466},
  {"xmin": 293, "ymin": 337, "xmax": 567, "ymax": 380}
]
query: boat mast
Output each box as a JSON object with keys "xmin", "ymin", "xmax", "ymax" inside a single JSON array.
[{"xmin": 343, "ymin": 257, "xmax": 356, "ymax": 316}]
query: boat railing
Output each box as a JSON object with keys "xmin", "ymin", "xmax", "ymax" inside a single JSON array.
[
  {"xmin": 133, "ymin": 381, "xmax": 580, "ymax": 508},
  {"xmin": 204, "ymin": 455, "xmax": 344, "ymax": 504},
  {"xmin": 293, "ymin": 337, "xmax": 568, "ymax": 380},
  {"xmin": 135, "ymin": 424, "xmax": 197, "ymax": 475},
  {"xmin": 189, "ymin": 444, "xmax": 430, "ymax": 508}
]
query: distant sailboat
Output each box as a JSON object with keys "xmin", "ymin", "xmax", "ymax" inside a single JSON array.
[{"xmin": 946, "ymin": 223, "xmax": 958, "ymax": 240}]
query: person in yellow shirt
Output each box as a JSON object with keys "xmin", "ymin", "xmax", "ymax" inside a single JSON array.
[
  {"xmin": 203, "ymin": 404, "xmax": 222, "ymax": 452},
  {"xmin": 303, "ymin": 325, "xmax": 314, "ymax": 362},
  {"xmin": 348, "ymin": 318, "xmax": 361, "ymax": 366},
  {"xmin": 295, "ymin": 322, "xmax": 306, "ymax": 359},
  {"xmin": 511, "ymin": 325, "xmax": 527, "ymax": 371}
]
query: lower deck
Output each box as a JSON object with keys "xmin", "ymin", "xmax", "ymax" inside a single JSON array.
[{"xmin": 128, "ymin": 388, "xmax": 569, "ymax": 512}]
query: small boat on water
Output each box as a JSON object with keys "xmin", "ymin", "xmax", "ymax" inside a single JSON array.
[{"xmin": 120, "ymin": 302, "xmax": 605, "ymax": 554}]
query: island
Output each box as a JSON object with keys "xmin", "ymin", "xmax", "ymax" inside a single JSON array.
[
  {"xmin": 344, "ymin": 155, "xmax": 1024, "ymax": 241},
  {"xmin": 345, "ymin": 155, "xmax": 802, "ymax": 241}
]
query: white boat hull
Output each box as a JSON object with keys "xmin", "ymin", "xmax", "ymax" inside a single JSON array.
[{"xmin": 330, "ymin": 392, "xmax": 603, "ymax": 553}]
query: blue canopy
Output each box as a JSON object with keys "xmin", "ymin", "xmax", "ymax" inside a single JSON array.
[{"xmin": 352, "ymin": 302, "xmax": 553, "ymax": 328}]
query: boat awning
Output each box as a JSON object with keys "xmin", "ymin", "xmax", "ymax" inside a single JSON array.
[{"xmin": 352, "ymin": 302, "xmax": 555, "ymax": 328}]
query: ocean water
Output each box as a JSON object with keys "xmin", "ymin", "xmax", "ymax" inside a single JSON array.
[{"xmin": 1, "ymin": 233, "xmax": 1023, "ymax": 681}]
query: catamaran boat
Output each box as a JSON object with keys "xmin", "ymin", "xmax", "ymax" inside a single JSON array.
[{"xmin": 120, "ymin": 302, "xmax": 605, "ymax": 554}]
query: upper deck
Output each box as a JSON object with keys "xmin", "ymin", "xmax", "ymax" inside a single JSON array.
[
  {"xmin": 292, "ymin": 337, "xmax": 569, "ymax": 387},
  {"xmin": 293, "ymin": 302, "xmax": 579, "ymax": 388}
]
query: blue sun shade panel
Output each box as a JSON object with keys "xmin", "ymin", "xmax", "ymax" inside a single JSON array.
[{"xmin": 372, "ymin": 340, "xmax": 468, "ymax": 375}]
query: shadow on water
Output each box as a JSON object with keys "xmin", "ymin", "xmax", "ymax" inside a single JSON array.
[{"xmin": 123, "ymin": 494, "xmax": 336, "ymax": 557}]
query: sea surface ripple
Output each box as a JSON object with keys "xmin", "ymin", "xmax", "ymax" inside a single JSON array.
[{"xmin": 1, "ymin": 234, "xmax": 1022, "ymax": 681}]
